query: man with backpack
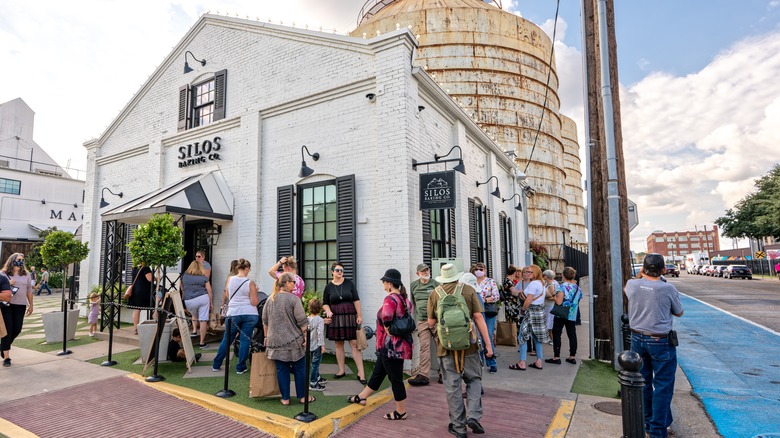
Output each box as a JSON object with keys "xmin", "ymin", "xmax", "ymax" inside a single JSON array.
[{"xmin": 428, "ymin": 264, "xmax": 494, "ymax": 438}]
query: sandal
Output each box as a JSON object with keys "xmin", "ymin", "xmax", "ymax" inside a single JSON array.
[
  {"xmin": 358, "ymin": 375, "xmax": 367, "ymax": 385},
  {"xmin": 509, "ymin": 362, "xmax": 526, "ymax": 371},
  {"xmin": 384, "ymin": 411, "xmax": 407, "ymax": 420},
  {"xmin": 280, "ymin": 399, "xmax": 290, "ymax": 405},
  {"xmin": 528, "ymin": 362, "xmax": 543, "ymax": 370},
  {"xmin": 347, "ymin": 394, "xmax": 366, "ymax": 406},
  {"xmin": 300, "ymin": 395, "xmax": 316, "ymax": 404}
]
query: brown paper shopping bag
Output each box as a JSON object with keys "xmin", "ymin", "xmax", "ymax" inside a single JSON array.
[
  {"xmin": 495, "ymin": 320, "xmax": 518, "ymax": 347},
  {"xmin": 249, "ymin": 351, "xmax": 280, "ymax": 398}
]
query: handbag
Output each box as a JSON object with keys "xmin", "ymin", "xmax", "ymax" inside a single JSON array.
[
  {"xmin": 388, "ymin": 295, "xmax": 416, "ymax": 337},
  {"xmin": 355, "ymin": 326, "xmax": 369, "ymax": 351},
  {"xmin": 551, "ymin": 303, "xmax": 571, "ymax": 319},
  {"xmin": 483, "ymin": 302, "xmax": 498, "ymax": 318},
  {"xmin": 123, "ymin": 268, "xmax": 144, "ymax": 300},
  {"xmin": 495, "ymin": 320, "xmax": 517, "ymax": 347},
  {"xmin": 248, "ymin": 351, "xmax": 280, "ymax": 398}
]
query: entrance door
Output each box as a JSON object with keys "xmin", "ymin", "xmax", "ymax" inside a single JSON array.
[{"xmin": 183, "ymin": 220, "xmax": 213, "ymax": 277}]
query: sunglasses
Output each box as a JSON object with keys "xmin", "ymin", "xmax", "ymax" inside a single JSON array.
[
  {"xmin": 286, "ymin": 280, "xmax": 295, "ymax": 284},
  {"xmin": 523, "ymin": 271, "xmax": 533, "ymax": 274},
  {"xmin": 475, "ymin": 268, "xmax": 484, "ymax": 272},
  {"xmin": 333, "ymin": 268, "xmax": 343, "ymax": 273}
]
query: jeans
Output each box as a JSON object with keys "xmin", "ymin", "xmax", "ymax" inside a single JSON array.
[
  {"xmin": 480, "ymin": 314, "xmax": 497, "ymax": 368},
  {"xmin": 631, "ymin": 332, "xmax": 677, "ymax": 438},
  {"xmin": 519, "ymin": 331, "xmax": 544, "ymax": 362},
  {"xmin": 440, "ymin": 353, "xmax": 483, "ymax": 434},
  {"xmin": 310, "ymin": 349, "xmax": 322, "ymax": 385},
  {"xmin": 37, "ymin": 282, "xmax": 51, "ymax": 295},
  {"xmin": 212, "ymin": 314, "xmax": 259, "ymax": 373},
  {"xmin": 275, "ymin": 356, "xmax": 307, "ymax": 401}
]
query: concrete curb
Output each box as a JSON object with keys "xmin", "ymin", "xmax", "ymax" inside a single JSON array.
[
  {"xmin": 126, "ymin": 373, "xmax": 400, "ymax": 437},
  {"xmin": 0, "ymin": 417, "xmax": 39, "ymax": 438},
  {"xmin": 545, "ymin": 399, "xmax": 575, "ymax": 437}
]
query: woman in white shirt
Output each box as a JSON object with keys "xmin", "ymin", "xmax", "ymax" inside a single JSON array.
[{"xmin": 509, "ymin": 265, "xmax": 549, "ymax": 370}]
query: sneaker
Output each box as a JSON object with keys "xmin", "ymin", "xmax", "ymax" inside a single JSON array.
[
  {"xmin": 467, "ymin": 418, "xmax": 485, "ymax": 434},
  {"xmin": 212, "ymin": 367, "xmax": 221, "ymax": 372},
  {"xmin": 89, "ymin": 333, "xmax": 95, "ymax": 337},
  {"xmin": 191, "ymin": 332, "xmax": 199, "ymax": 338},
  {"xmin": 194, "ymin": 353, "xmax": 202, "ymax": 362},
  {"xmin": 409, "ymin": 374, "xmax": 430, "ymax": 386},
  {"xmin": 448, "ymin": 423, "xmax": 467, "ymax": 438},
  {"xmin": 199, "ymin": 344, "xmax": 209, "ymax": 349},
  {"xmin": 489, "ymin": 366, "xmax": 497, "ymax": 374},
  {"xmin": 317, "ymin": 377, "xmax": 328, "ymax": 384},
  {"xmin": 309, "ymin": 383, "xmax": 326, "ymax": 391},
  {"xmin": 2, "ymin": 358, "xmax": 10, "ymax": 367},
  {"xmin": 236, "ymin": 369, "xmax": 248, "ymax": 375}
]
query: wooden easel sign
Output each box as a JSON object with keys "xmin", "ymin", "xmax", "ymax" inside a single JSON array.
[{"xmin": 142, "ymin": 291, "xmax": 196, "ymax": 373}]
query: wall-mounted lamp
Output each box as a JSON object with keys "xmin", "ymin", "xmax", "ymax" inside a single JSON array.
[
  {"xmin": 206, "ymin": 223, "xmax": 222, "ymax": 246},
  {"xmin": 100, "ymin": 187, "xmax": 124, "ymax": 208},
  {"xmin": 184, "ymin": 50, "xmax": 207, "ymax": 74},
  {"xmin": 418, "ymin": 105, "xmax": 425, "ymax": 112},
  {"xmin": 299, "ymin": 145, "xmax": 320, "ymax": 178},
  {"xmin": 41, "ymin": 199, "xmax": 46, "ymax": 205},
  {"xmin": 434, "ymin": 145, "xmax": 466, "ymax": 174},
  {"xmin": 366, "ymin": 93, "xmax": 376, "ymax": 102},
  {"xmin": 501, "ymin": 193, "xmax": 523, "ymax": 211},
  {"xmin": 476, "ymin": 175, "xmax": 501, "ymax": 199}
]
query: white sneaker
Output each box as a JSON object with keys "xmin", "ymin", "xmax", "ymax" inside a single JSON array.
[
  {"xmin": 309, "ymin": 383, "xmax": 326, "ymax": 391},
  {"xmin": 212, "ymin": 367, "xmax": 220, "ymax": 372}
]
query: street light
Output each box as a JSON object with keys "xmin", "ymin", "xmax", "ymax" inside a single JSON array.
[{"xmin": 100, "ymin": 187, "xmax": 123, "ymax": 208}]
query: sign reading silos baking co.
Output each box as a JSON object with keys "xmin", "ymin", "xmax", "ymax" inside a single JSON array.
[
  {"xmin": 178, "ymin": 136, "xmax": 223, "ymax": 167},
  {"xmin": 419, "ymin": 170, "xmax": 456, "ymax": 210}
]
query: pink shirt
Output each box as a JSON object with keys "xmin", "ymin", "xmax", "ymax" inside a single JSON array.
[{"xmin": 275, "ymin": 272, "xmax": 305, "ymax": 299}]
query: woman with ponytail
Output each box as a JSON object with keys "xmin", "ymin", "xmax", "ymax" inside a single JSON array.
[
  {"xmin": 347, "ymin": 268, "xmax": 413, "ymax": 421},
  {"xmin": 212, "ymin": 258, "xmax": 259, "ymax": 375}
]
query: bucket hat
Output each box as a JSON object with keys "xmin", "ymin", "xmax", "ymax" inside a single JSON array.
[{"xmin": 436, "ymin": 263, "xmax": 463, "ymax": 284}]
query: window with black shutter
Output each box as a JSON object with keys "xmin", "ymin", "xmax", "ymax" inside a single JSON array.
[
  {"xmin": 177, "ymin": 69, "xmax": 227, "ymax": 132},
  {"xmin": 423, "ymin": 208, "xmax": 454, "ymax": 267},
  {"xmin": 422, "ymin": 209, "xmax": 432, "ymax": 267},
  {"xmin": 468, "ymin": 198, "xmax": 493, "ymax": 274},
  {"xmin": 468, "ymin": 198, "xmax": 479, "ymax": 266},
  {"xmin": 499, "ymin": 212, "xmax": 514, "ymax": 279},
  {"xmin": 277, "ymin": 185, "xmax": 295, "ymax": 260}
]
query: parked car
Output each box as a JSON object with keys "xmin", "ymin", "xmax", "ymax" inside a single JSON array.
[
  {"xmin": 697, "ymin": 265, "xmax": 709, "ymax": 275},
  {"xmin": 724, "ymin": 265, "xmax": 752, "ymax": 279},
  {"xmin": 664, "ymin": 264, "xmax": 680, "ymax": 277},
  {"xmin": 715, "ymin": 266, "xmax": 728, "ymax": 277}
]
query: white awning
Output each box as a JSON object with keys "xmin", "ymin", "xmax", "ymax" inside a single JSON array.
[{"xmin": 101, "ymin": 170, "xmax": 234, "ymax": 224}]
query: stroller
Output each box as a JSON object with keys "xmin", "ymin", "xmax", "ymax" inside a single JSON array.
[{"xmin": 232, "ymin": 291, "xmax": 268, "ymax": 358}]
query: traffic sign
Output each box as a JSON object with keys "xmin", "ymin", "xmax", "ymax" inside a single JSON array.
[
  {"xmin": 627, "ymin": 199, "xmax": 638, "ymax": 232},
  {"xmin": 755, "ymin": 251, "xmax": 766, "ymax": 259}
]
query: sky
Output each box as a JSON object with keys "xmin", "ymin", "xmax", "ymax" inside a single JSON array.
[{"xmin": 1, "ymin": 0, "xmax": 779, "ymax": 253}]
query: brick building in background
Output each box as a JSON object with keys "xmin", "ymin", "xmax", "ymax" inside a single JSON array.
[{"xmin": 646, "ymin": 226, "xmax": 720, "ymax": 261}]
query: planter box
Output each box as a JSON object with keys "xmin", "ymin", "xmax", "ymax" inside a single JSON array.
[
  {"xmin": 42, "ymin": 309, "xmax": 80, "ymax": 343},
  {"xmin": 138, "ymin": 318, "xmax": 177, "ymax": 363}
]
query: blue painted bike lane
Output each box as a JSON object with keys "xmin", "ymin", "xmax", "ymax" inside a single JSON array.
[{"xmin": 675, "ymin": 293, "xmax": 780, "ymax": 437}]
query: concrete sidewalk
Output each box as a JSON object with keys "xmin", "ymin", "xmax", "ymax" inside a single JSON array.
[{"xmin": 0, "ymin": 285, "xmax": 718, "ymax": 437}]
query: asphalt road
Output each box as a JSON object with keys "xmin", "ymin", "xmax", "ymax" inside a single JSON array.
[{"xmin": 665, "ymin": 271, "xmax": 780, "ymax": 333}]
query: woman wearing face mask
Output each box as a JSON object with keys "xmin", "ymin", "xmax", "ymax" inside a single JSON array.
[
  {"xmin": 470, "ymin": 263, "xmax": 500, "ymax": 374},
  {"xmin": 1, "ymin": 253, "xmax": 35, "ymax": 367}
]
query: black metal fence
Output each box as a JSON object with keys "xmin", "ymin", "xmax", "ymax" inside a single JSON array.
[{"xmin": 563, "ymin": 244, "xmax": 589, "ymax": 280}]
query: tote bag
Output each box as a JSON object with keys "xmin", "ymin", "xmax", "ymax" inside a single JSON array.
[{"xmin": 249, "ymin": 351, "xmax": 280, "ymax": 398}]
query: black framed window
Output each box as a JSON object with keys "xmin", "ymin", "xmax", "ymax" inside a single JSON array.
[
  {"xmin": 193, "ymin": 80, "xmax": 215, "ymax": 127},
  {"xmin": 299, "ymin": 182, "xmax": 338, "ymax": 293},
  {"xmin": 468, "ymin": 198, "xmax": 493, "ymax": 278},
  {"xmin": 422, "ymin": 208, "xmax": 456, "ymax": 268},
  {"xmin": 178, "ymin": 69, "xmax": 227, "ymax": 131},
  {"xmin": 431, "ymin": 209, "xmax": 446, "ymax": 260},
  {"xmin": 0, "ymin": 177, "xmax": 21, "ymax": 195}
]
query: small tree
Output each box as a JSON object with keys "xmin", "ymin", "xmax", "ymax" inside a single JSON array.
[
  {"xmin": 127, "ymin": 213, "xmax": 186, "ymax": 300},
  {"xmin": 26, "ymin": 226, "xmax": 58, "ymax": 269},
  {"xmin": 40, "ymin": 230, "xmax": 90, "ymax": 307}
]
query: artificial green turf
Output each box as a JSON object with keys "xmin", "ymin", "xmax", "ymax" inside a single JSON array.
[
  {"xmin": 87, "ymin": 350, "xmax": 389, "ymax": 418},
  {"xmin": 13, "ymin": 316, "xmax": 101, "ymax": 352},
  {"xmin": 570, "ymin": 359, "xmax": 620, "ymax": 399}
]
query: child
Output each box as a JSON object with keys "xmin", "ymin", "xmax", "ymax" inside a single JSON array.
[
  {"xmin": 88, "ymin": 292, "xmax": 101, "ymax": 336},
  {"xmin": 308, "ymin": 298, "xmax": 327, "ymax": 391},
  {"xmin": 168, "ymin": 328, "xmax": 202, "ymax": 363}
]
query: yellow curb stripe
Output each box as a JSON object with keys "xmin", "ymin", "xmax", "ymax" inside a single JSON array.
[
  {"xmin": 0, "ymin": 417, "xmax": 39, "ymax": 438},
  {"xmin": 126, "ymin": 373, "xmax": 403, "ymax": 438},
  {"xmin": 546, "ymin": 399, "xmax": 575, "ymax": 438}
]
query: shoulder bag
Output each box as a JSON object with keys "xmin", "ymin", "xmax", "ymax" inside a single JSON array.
[
  {"xmin": 388, "ymin": 295, "xmax": 416, "ymax": 337},
  {"xmin": 123, "ymin": 268, "xmax": 144, "ymax": 300},
  {"xmin": 222, "ymin": 279, "xmax": 249, "ymax": 317}
]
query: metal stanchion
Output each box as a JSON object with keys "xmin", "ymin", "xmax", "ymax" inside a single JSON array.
[
  {"xmin": 57, "ymin": 291, "xmax": 72, "ymax": 356},
  {"xmin": 295, "ymin": 327, "xmax": 317, "ymax": 423},
  {"xmin": 146, "ymin": 305, "xmax": 166, "ymax": 382},
  {"xmin": 621, "ymin": 314, "xmax": 631, "ymax": 351},
  {"xmin": 101, "ymin": 299, "xmax": 118, "ymax": 366},
  {"xmin": 216, "ymin": 316, "xmax": 236, "ymax": 398},
  {"xmin": 618, "ymin": 350, "xmax": 645, "ymax": 438}
]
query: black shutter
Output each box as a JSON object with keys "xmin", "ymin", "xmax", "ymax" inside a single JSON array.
[
  {"xmin": 336, "ymin": 175, "xmax": 357, "ymax": 283},
  {"xmin": 468, "ymin": 198, "xmax": 478, "ymax": 266},
  {"xmin": 99, "ymin": 221, "xmax": 107, "ymax": 281},
  {"xmin": 448, "ymin": 207, "xmax": 457, "ymax": 257},
  {"xmin": 213, "ymin": 69, "xmax": 227, "ymax": 121},
  {"xmin": 485, "ymin": 206, "xmax": 493, "ymax": 279},
  {"xmin": 125, "ymin": 225, "xmax": 136, "ymax": 283},
  {"xmin": 277, "ymin": 185, "xmax": 295, "ymax": 260},
  {"xmin": 507, "ymin": 217, "xmax": 514, "ymax": 267},
  {"xmin": 422, "ymin": 210, "xmax": 432, "ymax": 267},
  {"xmin": 499, "ymin": 213, "xmax": 507, "ymax": 280},
  {"xmin": 177, "ymin": 84, "xmax": 191, "ymax": 132}
]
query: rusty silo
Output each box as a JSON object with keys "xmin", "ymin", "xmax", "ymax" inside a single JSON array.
[
  {"xmin": 562, "ymin": 115, "xmax": 587, "ymax": 245},
  {"xmin": 353, "ymin": 0, "xmax": 572, "ymax": 264}
]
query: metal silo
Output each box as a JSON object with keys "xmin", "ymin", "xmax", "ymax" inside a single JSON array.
[
  {"xmin": 353, "ymin": 0, "xmax": 572, "ymax": 265},
  {"xmin": 562, "ymin": 115, "xmax": 587, "ymax": 246}
]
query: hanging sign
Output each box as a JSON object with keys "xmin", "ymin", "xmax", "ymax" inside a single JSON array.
[{"xmin": 420, "ymin": 170, "xmax": 456, "ymax": 210}]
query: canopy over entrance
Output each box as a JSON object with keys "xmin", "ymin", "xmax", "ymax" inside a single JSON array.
[{"xmin": 101, "ymin": 170, "xmax": 234, "ymax": 224}]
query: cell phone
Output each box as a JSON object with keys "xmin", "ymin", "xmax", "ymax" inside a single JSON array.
[
  {"xmin": 11, "ymin": 286, "xmax": 19, "ymax": 295},
  {"xmin": 668, "ymin": 330, "xmax": 678, "ymax": 347}
]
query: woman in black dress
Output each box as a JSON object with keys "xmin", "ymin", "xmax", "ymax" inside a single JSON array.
[
  {"xmin": 322, "ymin": 261, "xmax": 365, "ymax": 384},
  {"xmin": 124, "ymin": 263, "xmax": 153, "ymax": 335}
]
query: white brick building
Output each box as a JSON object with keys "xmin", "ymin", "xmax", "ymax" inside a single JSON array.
[{"xmin": 81, "ymin": 15, "xmax": 526, "ymax": 341}]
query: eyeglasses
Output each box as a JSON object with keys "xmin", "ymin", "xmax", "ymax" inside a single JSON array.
[
  {"xmin": 333, "ymin": 268, "xmax": 343, "ymax": 273},
  {"xmin": 196, "ymin": 255, "xmax": 203, "ymax": 259},
  {"xmin": 286, "ymin": 280, "xmax": 295, "ymax": 284},
  {"xmin": 475, "ymin": 269, "xmax": 484, "ymax": 272}
]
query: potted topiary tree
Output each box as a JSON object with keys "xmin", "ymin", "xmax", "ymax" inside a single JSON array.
[
  {"xmin": 40, "ymin": 230, "xmax": 90, "ymax": 346},
  {"xmin": 127, "ymin": 213, "xmax": 185, "ymax": 380}
]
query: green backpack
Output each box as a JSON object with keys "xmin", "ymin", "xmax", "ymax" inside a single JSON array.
[{"xmin": 435, "ymin": 284, "xmax": 473, "ymax": 351}]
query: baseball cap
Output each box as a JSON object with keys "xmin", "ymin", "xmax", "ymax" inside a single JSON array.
[
  {"xmin": 643, "ymin": 253, "xmax": 665, "ymax": 271},
  {"xmin": 416, "ymin": 263, "xmax": 430, "ymax": 272}
]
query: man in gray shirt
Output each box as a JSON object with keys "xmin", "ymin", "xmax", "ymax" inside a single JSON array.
[{"xmin": 625, "ymin": 253, "xmax": 684, "ymax": 438}]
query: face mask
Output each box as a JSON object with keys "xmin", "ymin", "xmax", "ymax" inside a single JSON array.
[
  {"xmin": 474, "ymin": 270, "xmax": 485, "ymax": 278},
  {"xmin": 13, "ymin": 260, "xmax": 24, "ymax": 267}
]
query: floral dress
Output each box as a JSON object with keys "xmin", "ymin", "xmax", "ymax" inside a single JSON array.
[{"xmin": 502, "ymin": 277, "xmax": 522, "ymax": 324}]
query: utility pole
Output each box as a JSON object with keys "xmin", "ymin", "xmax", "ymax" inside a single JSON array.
[{"xmin": 581, "ymin": 0, "xmax": 631, "ymax": 364}]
